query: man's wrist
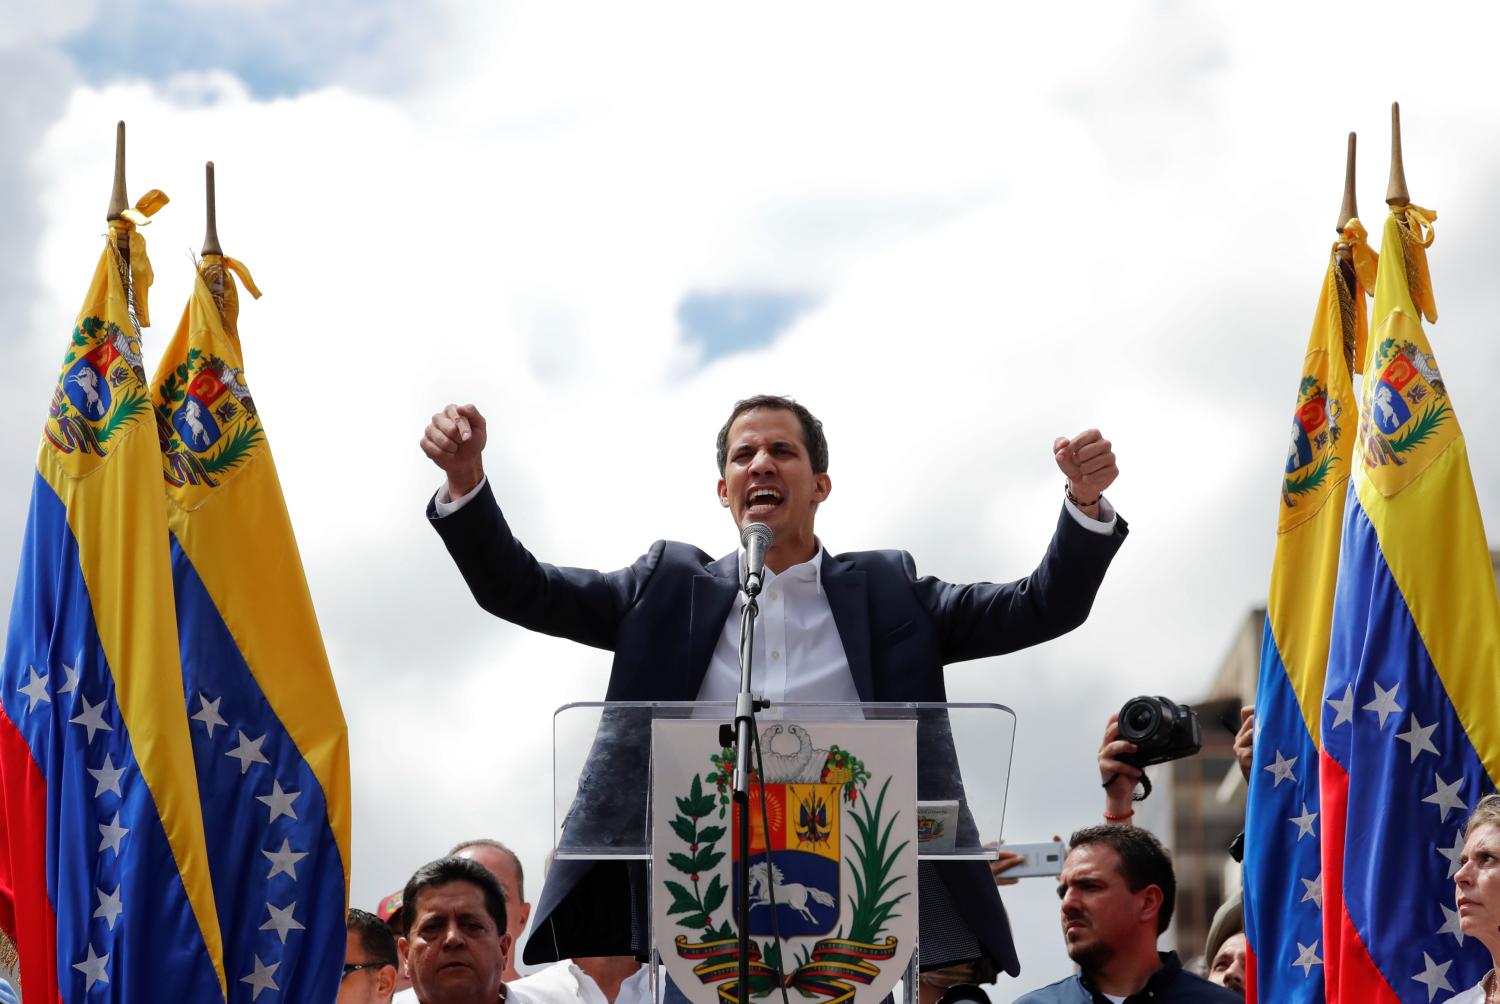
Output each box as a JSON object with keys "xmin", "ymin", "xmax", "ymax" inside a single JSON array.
[
  {"xmin": 1065, "ymin": 481, "xmax": 1100, "ymax": 509},
  {"xmin": 447, "ymin": 465, "xmax": 484, "ymax": 501}
]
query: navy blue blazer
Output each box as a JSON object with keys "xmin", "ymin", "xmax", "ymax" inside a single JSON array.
[{"xmin": 430, "ymin": 481, "xmax": 1127, "ymax": 975}]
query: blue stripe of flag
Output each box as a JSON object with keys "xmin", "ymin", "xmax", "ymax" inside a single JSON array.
[
  {"xmin": 2, "ymin": 472, "xmax": 223, "ymax": 1001},
  {"xmin": 170, "ymin": 539, "xmax": 345, "ymax": 1004},
  {"xmin": 1322, "ymin": 496, "xmax": 1491, "ymax": 1002},
  {"xmin": 1244, "ymin": 620, "xmax": 1326, "ymax": 1003}
]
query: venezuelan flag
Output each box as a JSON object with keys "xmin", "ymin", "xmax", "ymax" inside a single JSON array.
[
  {"xmin": 1319, "ymin": 203, "xmax": 1500, "ymax": 1002},
  {"xmin": 1244, "ymin": 223, "xmax": 1371, "ymax": 1004},
  {"xmin": 152, "ymin": 254, "xmax": 350, "ymax": 1003},
  {"xmin": 0, "ymin": 230, "xmax": 228, "ymax": 1000}
]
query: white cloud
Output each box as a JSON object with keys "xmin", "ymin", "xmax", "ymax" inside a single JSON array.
[{"xmin": 6, "ymin": 1, "xmax": 1500, "ymax": 995}]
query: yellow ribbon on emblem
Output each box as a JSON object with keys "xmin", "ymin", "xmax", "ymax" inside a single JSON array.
[
  {"xmin": 1336, "ymin": 218, "xmax": 1379, "ymax": 373},
  {"xmin": 1394, "ymin": 203, "xmax": 1438, "ymax": 323},
  {"xmin": 200, "ymin": 254, "xmax": 262, "ymax": 344},
  {"xmin": 107, "ymin": 187, "xmax": 169, "ymax": 327}
]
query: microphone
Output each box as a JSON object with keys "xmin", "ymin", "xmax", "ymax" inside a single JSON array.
[{"xmin": 740, "ymin": 522, "xmax": 774, "ymax": 597}]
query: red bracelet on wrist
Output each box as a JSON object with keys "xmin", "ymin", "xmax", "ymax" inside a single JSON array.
[{"xmin": 1103, "ymin": 809, "xmax": 1134, "ymax": 822}]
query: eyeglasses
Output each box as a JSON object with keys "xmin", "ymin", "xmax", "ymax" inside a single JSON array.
[{"xmin": 342, "ymin": 962, "xmax": 385, "ymax": 979}]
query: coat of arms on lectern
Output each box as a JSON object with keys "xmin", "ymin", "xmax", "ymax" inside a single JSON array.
[{"xmin": 652, "ymin": 720, "xmax": 916, "ymax": 1004}]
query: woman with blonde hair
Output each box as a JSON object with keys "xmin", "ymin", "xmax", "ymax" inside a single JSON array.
[{"xmin": 1452, "ymin": 794, "xmax": 1500, "ymax": 1001}]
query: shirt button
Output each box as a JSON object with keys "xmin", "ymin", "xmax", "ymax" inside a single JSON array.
[
  {"xmin": 770, "ymin": 590, "xmax": 780, "ymax": 601},
  {"xmin": 771, "ymin": 650, "xmax": 781, "ymax": 661}
]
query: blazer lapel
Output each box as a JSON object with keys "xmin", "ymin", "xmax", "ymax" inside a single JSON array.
[
  {"xmin": 687, "ymin": 553, "xmax": 739, "ymax": 697},
  {"xmin": 821, "ymin": 554, "xmax": 874, "ymax": 702}
]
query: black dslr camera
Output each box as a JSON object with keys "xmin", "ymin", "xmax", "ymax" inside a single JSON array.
[{"xmin": 1117, "ymin": 695, "xmax": 1202, "ymax": 769}]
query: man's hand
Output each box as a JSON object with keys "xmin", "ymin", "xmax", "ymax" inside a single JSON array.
[
  {"xmin": 1099, "ymin": 713, "xmax": 1142, "ymax": 822},
  {"xmin": 1234, "ymin": 706, "xmax": 1255, "ymax": 782},
  {"xmin": 421, "ymin": 403, "xmax": 488, "ymax": 501},
  {"xmin": 990, "ymin": 847, "xmax": 1026, "ymax": 887},
  {"xmin": 1054, "ymin": 429, "xmax": 1118, "ymax": 511}
]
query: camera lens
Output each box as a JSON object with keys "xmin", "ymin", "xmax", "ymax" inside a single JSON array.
[{"xmin": 1120, "ymin": 697, "xmax": 1162, "ymax": 742}]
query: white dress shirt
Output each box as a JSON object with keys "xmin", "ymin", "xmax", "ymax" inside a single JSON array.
[
  {"xmin": 695, "ymin": 546, "xmax": 859, "ymax": 704},
  {"xmin": 507, "ymin": 960, "xmax": 651, "ymax": 1004}
]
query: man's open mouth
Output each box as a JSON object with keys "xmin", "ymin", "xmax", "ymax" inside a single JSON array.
[{"xmin": 747, "ymin": 487, "xmax": 783, "ymax": 516}]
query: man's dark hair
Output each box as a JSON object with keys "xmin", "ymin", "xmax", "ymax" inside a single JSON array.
[
  {"xmin": 449, "ymin": 837, "xmax": 525, "ymax": 901},
  {"xmin": 401, "ymin": 856, "xmax": 508, "ymax": 939},
  {"xmin": 348, "ymin": 908, "xmax": 399, "ymax": 968},
  {"xmin": 715, "ymin": 395, "xmax": 829, "ymax": 475},
  {"xmin": 1068, "ymin": 825, "xmax": 1177, "ymax": 934}
]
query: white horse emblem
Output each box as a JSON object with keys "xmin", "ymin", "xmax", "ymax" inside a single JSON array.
[
  {"xmin": 1374, "ymin": 384, "xmax": 1401, "ymax": 432},
  {"xmin": 69, "ymin": 367, "xmax": 104, "ymax": 417},
  {"xmin": 182, "ymin": 400, "xmax": 211, "ymax": 447},
  {"xmin": 747, "ymin": 861, "xmax": 835, "ymax": 923}
]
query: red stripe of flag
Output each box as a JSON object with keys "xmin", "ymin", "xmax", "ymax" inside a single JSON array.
[
  {"xmin": 0, "ymin": 706, "xmax": 62, "ymax": 1004},
  {"xmin": 1320, "ymin": 748, "xmax": 1403, "ymax": 1004}
]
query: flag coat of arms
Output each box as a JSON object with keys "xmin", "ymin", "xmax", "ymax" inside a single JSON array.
[
  {"xmin": 1319, "ymin": 204, "xmax": 1500, "ymax": 1003},
  {"xmin": 653, "ymin": 720, "xmax": 916, "ymax": 1004},
  {"xmin": 151, "ymin": 256, "xmax": 351, "ymax": 1003},
  {"xmin": 0, "ymin": 233, "xmax": 229, "ymax": 1001},
  {"xmin": 1243, "ymin": 222, "xmax": 1370, "ymax": 1004}
]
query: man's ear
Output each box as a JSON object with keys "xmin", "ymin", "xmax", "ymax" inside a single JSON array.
[
  {"xmin": 813, "ymin": 473, "xmax": 832, "ymax": 503},
  {"xmin": 500, "ymin": 932, "xmax": 514, "ymax": 964},
  {"xmin": 517, "ymin": 901, "xmax": 533, "ymax": 933},
  {"xmin": 1139, "ymin": 885, "xmax": 1165, "ymax": 926},
  {"xmin": 718, "ymin": 477, "xmax": 730, "ymax": 508},
  {"xmin": 377, "ymin": 964, "xmax": 398, "ymax": 996}
]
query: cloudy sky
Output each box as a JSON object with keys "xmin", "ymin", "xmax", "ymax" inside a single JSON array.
[{"xmin": 5, "ymin": 1, "xmax": 1500, "ymax": 997}]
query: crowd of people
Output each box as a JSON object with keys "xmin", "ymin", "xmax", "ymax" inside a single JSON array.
[{"xmin": 332, "ymin": 722, "xmax": 1500, "ymax": 1003}]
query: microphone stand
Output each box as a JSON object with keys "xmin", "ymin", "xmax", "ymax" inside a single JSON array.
[{"xmin": 732, "ymin": 572, "xmax": 762, "ymax": 1004}]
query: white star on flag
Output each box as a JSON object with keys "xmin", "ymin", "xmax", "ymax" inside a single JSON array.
[
  {"xmin": 1439, "ymin": 831, "xmax": 1466, "ymax": 879},
  {"xmin": 263, "ymin": 838, "xmax": 308, "ymax": 880},
  {"xmin": 1293, "ymin": 941, "xmax": 1322, "ymax": 977},
  {"xmin": 1412, "ymin": 952, "xmax": 1454, "ymax": 1002},
  {"xmin": 69, "ymin": 694, "xmax": 113, "ymax": 744},
  {"xmin": 191, "ymin": 693, "xmax": 227, "ymax": 738},
  {"xmin": 1423, "ymin": 774, "xmax": 1467, "ymax": 822},
  {"xmin": 88, "ymin": 753, "xmax": 125, "ymax": 797},
  {"xmin": 1363, "ymin": 681, "xmax": 1404, "ymax": 729},
  {"xmin": 256, "ymin": 780, "xmax": 300, "ymax": 824},
  {"xmin": 1437, "ymin": 903, "xmax": 1465, "ymax": 945},
  {"xmin": 1327, "ymin": 684, "xmax": 1356, "ymax": 729},
  {"xmin": 73, "ymin": 943, "xmax": 110, "ymax": 990},
  {"xmin": 58, "ymin": 662, "xmax": 79, "ymax": 695},
  {"xmin": 1396, "ymin": 714, "xmax": 1440, "ymax": 762},
  {"xmin": 1264, "ymin": 750, "xmax": 1298, "ymax": 787},
  {"xmin": 241, "ymin": 955, "xmax": 281, "ymax": 1000},
  {"xmin": 1300, "ymin": 872, "xmax": 1323, "ymax": 909},
  {"xmin": 261, "ymin": 901, "xmax": 305, "ymax": 943},
  {"xmin": 94, "ymin": 886, "xmax": 123, "ymax": 930},
  {"xmin": 18, "ymin": 666, "xmax": 49, "ymax": 712},
  {"xmin": 1289, "ymin": 803, "xmax": 1318, "ymax": 840},
  {"xmin": 226, "ymin": 731, "xmax": 270, "ymax": 774},
  {"xmin": 98, "ymin": 812, "xmax": 129, "ymax": 856}
]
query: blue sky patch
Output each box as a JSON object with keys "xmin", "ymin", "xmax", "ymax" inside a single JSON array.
[{"xmin": 677, "ymin": 290, "xmax": 817, "ymax": 365}]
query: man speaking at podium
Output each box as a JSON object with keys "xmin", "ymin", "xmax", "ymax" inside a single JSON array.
[{"xmin": 421, "ymin": 395, "xmax": 1126, "ymax": 981}]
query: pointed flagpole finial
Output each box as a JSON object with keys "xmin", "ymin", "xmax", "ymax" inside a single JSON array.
[
  {"xmin": 1338, "ymin": 132, "xmax": 1359, "ymax": 232},
  {"xmin": 1387, "ymin": 102, "xmax": 1410, "ymax": 208},
  {"xmin": 106, "ymin": 121, "xmax": 129, "ymax": 222},
  {"xmin": 202, "ymin": 161, "xmax": 223, "ymax": 256}
]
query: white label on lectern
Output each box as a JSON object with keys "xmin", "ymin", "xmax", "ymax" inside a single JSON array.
[{"xmin": 651, "ymin": 719, "xmax": 916, "ymax": 1004}]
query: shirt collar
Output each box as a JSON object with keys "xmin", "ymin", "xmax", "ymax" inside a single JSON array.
[
  {"xmin": 736, "ymin": 539, "xmax": 825, "ymax": 595},
  {"xmin": 1077, "ymin": 951, "xmax": 1181, "ymax": 1000}
]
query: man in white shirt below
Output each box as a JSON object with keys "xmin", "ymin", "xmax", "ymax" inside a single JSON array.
[
  {"xmin": 421, "ymin": 394, "xmax": 1127, "ymax": 983},
  {"xmin": 394, "ymin": 839, "xmax": 534, "ymax": 1003}
]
